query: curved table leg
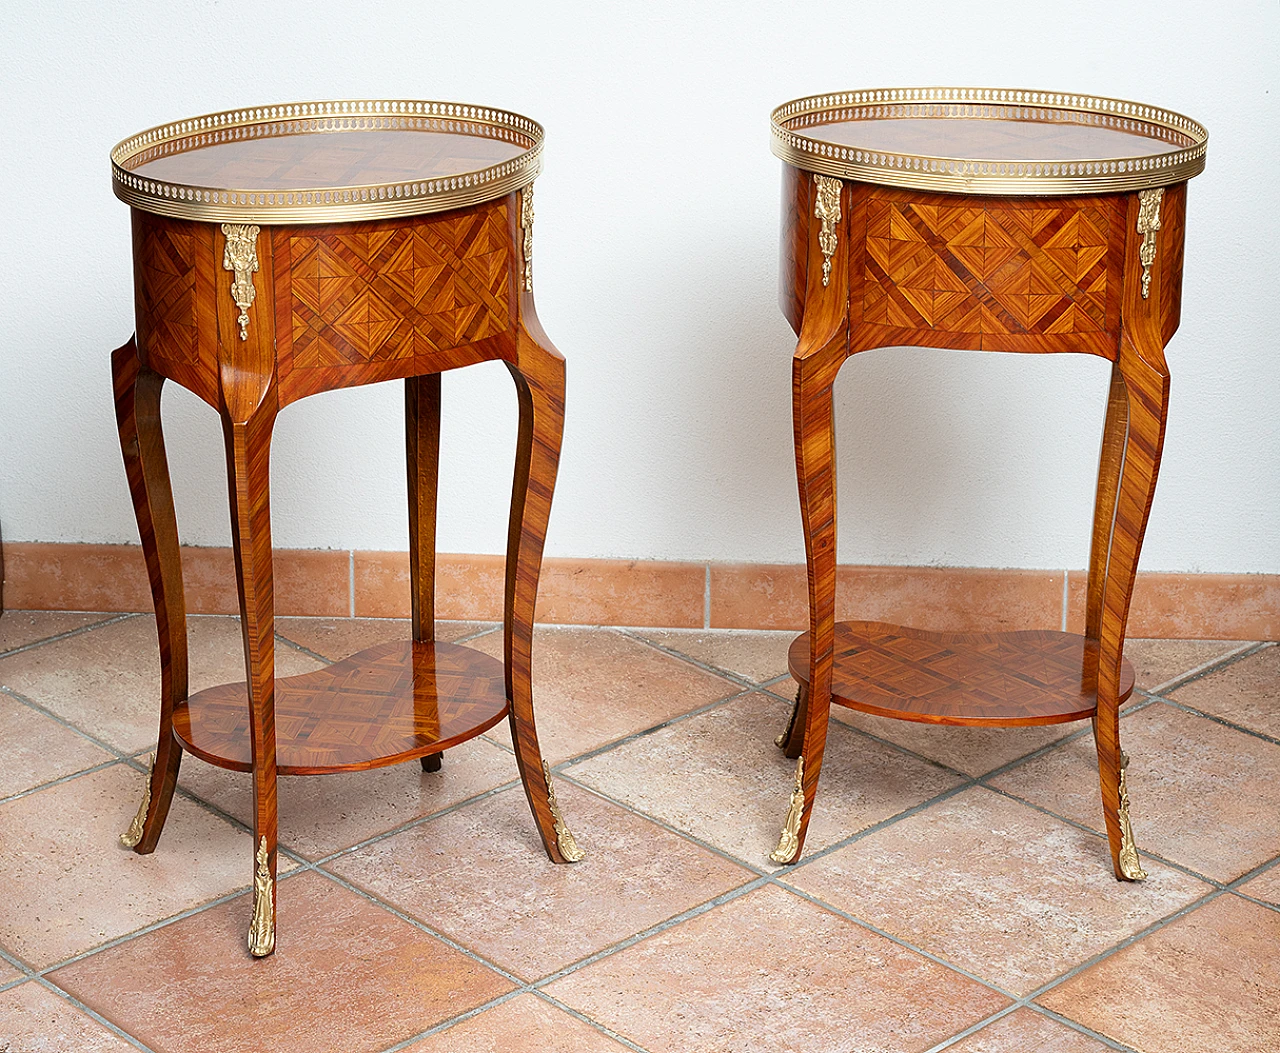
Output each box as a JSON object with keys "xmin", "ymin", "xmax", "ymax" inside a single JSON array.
[
  {"xmin": 771, "ymin": 336, "xmax": 844, "ymax": 865},
  {"xmin": 503, "ymin": 321, "xmax": 582, "ymax": 864},
  {"xmin": 775, "ymin": 683, "xmax": 807, "ymax": 758},
  {"xmin": 223, "ymin": 404, "xmax": 281, "ymax": 952},
  {"xmin": 406, "ymin": 373, "xmax": 444, "ymax": 774},
  {"xmin": 1091, "ymin": 333, "xmax": 1170, "ymax": 881},
  {"xmin": 113, "ymin": 339, "xmax": 187, "ymax": 854}
]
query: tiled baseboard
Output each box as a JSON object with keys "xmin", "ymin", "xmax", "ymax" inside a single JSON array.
[{"xmin": 1, "ymin": 542, "xmax": 1276, "ymax": 639}]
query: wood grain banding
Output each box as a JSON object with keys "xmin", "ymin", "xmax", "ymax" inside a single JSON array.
[
  {"xmin": 173, "ymin": 641, "xmax": 508, "ymax": 774},
  {"xmin": 788, "ymin": 621, "xmax": 1135, "ymax": 726}
]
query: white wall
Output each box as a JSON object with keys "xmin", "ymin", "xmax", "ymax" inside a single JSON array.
[{"xmin": 1, "ymin": 0, "xmax": 1276, "ymax": 574}]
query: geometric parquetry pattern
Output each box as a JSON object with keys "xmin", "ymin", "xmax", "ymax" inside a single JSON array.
[
  {"xmin": 789, "ymin": 621, "xmax": 1135, "ymax": 725},
  {"xmin": 286, "ymin": 206, "xmax": 510, "ymax": 369},
  {"xmin": 172, "ymin": 641, "xmax": 510, "ymax": 773},
  {"xmin": 862, "ymin": 196, "xmax": 1117, "ymax": 336},
  {"xmin": 136, "ymin": 223, "xmax": 199, "ymax": 364}
]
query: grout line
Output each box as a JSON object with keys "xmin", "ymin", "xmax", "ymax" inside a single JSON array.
[
  {"xmin": 556, "ymin": 689, "xmax": 756, "ymax": 770},
  {"xmin": 310, "ymin": 867, "xmax": 529, "ymax": 988},
  {"xmin": 777, "ymin": 883, "xmax": 1018, "ymax": 1000},
  {"xmin": 1022, "ymin": 1005, "xmax": 1142, "ymax": 1052},
  {"xmin": 273, "ymin": 633, "xmax": 332, "ymax": 665},
  {"xmin": 532, "ymin": 877, "xmax": 773, "ymax": 987},
  {"xmin": 374, "ymin": 990, "xmax": 531, "ymax": 1052},
  {"xmin": 618, "ymin": 628, "xmax": 759, "ymax": 692},
  {"xmin": 1061, "ymin": 569, "xmax": 1069, "ymax": 632},
  {"xmin": 1023, "ymin": 887, "xmax": 1228, "ymax": 1002},
  {"xmin": 1152, "ymin": 695, "xmax": 1280, "ymax": 747},
  {"xmin": 348, "ymin": 549, "xmax": 355, "ymax": 618},
  {"xmin": 0, "ymin": 612, "xmax": 136, "ymax": 662},
  {"xmin": 309, "ymin": 776, "xmax": 524, "ymax": 867},
  {"xmin": 924, "ymin": 1006, "xmax": 1024, "ymax": 1053},
  {"xmin": 37, "ymin": 885, "xmax": 256, "ymax": 974},
  {"xmin": 0, "ymin": 757, "xmax": 128, "ymax": 807},
  {"xmin": 0, "ymin": 685, "xmax": 145, "ymax": 765},
  {"xmin": 532, "ymin": 990, "xmax": 656, "ymax": 1053},
  {"xmin": 703, "ymin": 563, "xmax": 711, "ymax": 630},
  {"xmin": 31, "ymin": 977, "xmax": 158, "ymax": 1052},
  {"xmin": 1147, "ymin": 640, "xmax": 1271, "ymax": 695}
]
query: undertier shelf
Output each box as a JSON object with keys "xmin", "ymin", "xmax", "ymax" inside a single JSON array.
[
  {"xmin": 788, "ymin": 621, "xmax": 1135, "ymax": 726},
  {"xmin": 173, "ymin": 640, "xmax": 509, "ymax": 774}
]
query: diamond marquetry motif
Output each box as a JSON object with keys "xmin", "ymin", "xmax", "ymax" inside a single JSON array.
[
  {"xmin": 137, "ymin": 225, "xmax": 199, "ymax": 364},
  {"xmin": 789, "ymin": 622, "xmax": 1136, "ymax": 725},
  {"xmin": 284, "ymin": 206, "xmax": 511, "ymax": 374},
  {"xmin": 860, "ymin": 191, "xmax": 1121, "ymax": 340}
]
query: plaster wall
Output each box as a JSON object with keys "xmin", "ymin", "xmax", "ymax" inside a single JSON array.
[{"xmin": 1, "ymin": 0, "xmax": 1275, "ymax": 573}]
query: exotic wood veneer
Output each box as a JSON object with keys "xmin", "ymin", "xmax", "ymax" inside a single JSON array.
[
  {"xmin": 110, "ymin": 101, "xmax": 583, "ymax": 957},
  {"xmin": 769, "ymin": 88, "xmax": 1207, "ymax": 877}
]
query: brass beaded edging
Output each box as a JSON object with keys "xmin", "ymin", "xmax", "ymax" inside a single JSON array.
[
  {"xmin": 112, "ymin": 100, "xmax": 544, "ymax": 225},
  {"xmin": 771, "ymin": 87, "xmax": 1207, "ymax": 197}
]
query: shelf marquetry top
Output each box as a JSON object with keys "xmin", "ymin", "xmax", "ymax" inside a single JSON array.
[
  {"xmin": 112, "ymin": 99, "xmax": 543, "ymax": 225},
  {"xmin": 771, "ymin": 88, "xmax": 1207, "ymax": 196}
]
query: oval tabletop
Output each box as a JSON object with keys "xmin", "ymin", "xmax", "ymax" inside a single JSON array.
[
  {"xmin": 772, "ymin": 88, "xmax": 1207, "ymax": 196},
  {"xmin": 113, "ymin": 100, "xmax": 543, "ymax": 224}
]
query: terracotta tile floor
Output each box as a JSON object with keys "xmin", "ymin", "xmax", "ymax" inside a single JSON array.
[{"xmin": 0, "ymin": 611, "xmax": 1275, "ymax": 1053}]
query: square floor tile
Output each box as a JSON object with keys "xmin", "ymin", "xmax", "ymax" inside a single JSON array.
[
  {"xmin": 178, "ymin": 736, "xmax": 518, "ymax": 859},
  {"xmin": 50, "ymin": 871, "xmax": 512, "ymax": 1053},
  {"xmin": 1039, "ymin": 894, "xmax": 1280, "ymax": 1053},
  {"xmin": 571, "ymin": 692, "xmax": 964, "ymax": 869},
  {"xmin": 1168, "ymin": 645, "xmax": 1280, "ymax": 738},
  {"xmin": 1123, "ymin": 639, "xmax": 1251, "ymax": 693},
  {"xmin": 0, "ymin": 764, "xmax": 253, "ymax": 967},
  {"xmin": 0, "ymin": 981, "xmax": 137, "ymax": 1051},
  {"xmin": 0, "ymin": 694, "xmax": 113, "ymax": 799},
  {"xmin": 330, "ymin": 781, "xmax": 752, "ymax": 980},
  {"xmin": 1236, "ymin": 861, "xmax": 1280, "ymax": 907},
  {"xmin": 832, "ymin": 706, "xmax": 1077, "ymax": 777},
  {"xmin": 401, "ymin": 992, "xmax": 633, "ymax": 1052},
  {"xmin": 545, "ymin": 883, "xmax": 1009, "ymax": 1053},
  {"xmin": 787, "ymin": 787, "xmax": 1209, "ymax": 995},
  {"xmin": 471, "ymin": 627, "xmax": 742, "ymax": 762},
  {"xmin": 0, "ymin": 615, "xmax": 323, "ymax": 753},
  {"xmin": 989, "ymin": 702, "xmax": 1280, "ymax": 882},
  {"xmin": 0, "ymin": 611, "xmax": 114, "ymax": 655},
  {"xmin": 276, "ymin": 617, "xmax": 496, "ymax": 661},
  {"xmin": 939, "ymin": 1007, "xmax": 1114, "ymax": 1051},
  {"xmin": 629, "ymin": 629, "xmax": 797, "ymax": 685}
]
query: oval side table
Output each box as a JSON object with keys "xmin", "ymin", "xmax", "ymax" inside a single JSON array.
[
  {"xmin": 110, "ymin": 100, "xmax": 584, "ymax": 957},
  {"xmin": 767, "ymin": 88, "xmax": 1207, "ymax": 877}
]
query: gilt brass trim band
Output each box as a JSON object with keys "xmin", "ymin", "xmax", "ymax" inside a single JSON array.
[
  {"xmin": 772, "ymin": 87, "xmax": 1207, "ymax": 197},
  {"xmin": 112, "ymin": 100, "xmax": 544, "ymax": 225}
]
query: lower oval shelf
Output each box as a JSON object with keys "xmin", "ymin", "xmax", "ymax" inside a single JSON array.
[
  {"xmin": 173, "ymin": 640, "xmax": 510, "ymax": 774},
  {"xmin": 788, "ymin": 621, "xmax": 1136, "ymax": 727}
]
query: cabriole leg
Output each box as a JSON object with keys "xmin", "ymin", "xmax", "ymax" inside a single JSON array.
[
  {"xmin": 112, "ymin": 339, "xmax": 186, "ymax": 854},
  {"xmin": 223, "ymin": 406, "xmax": 281, "ymax": 952},
  {"xmin": 1091, "ymin": 338, "xmax": 1170, "ymax": 881},
  {"xmin": 503, "ymin": 326, "xmax": 582, "ymax": 864}
]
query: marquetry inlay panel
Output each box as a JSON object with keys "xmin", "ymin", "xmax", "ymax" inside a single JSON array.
[
  {"xmin": 854, "ymin": 189, "xmax": 1126, "ymax": 345},
  {"xmin": 277, "ymin": 203, "xmax": 511, "ymax": 378},
  {"xmin": 135, "ymin": 222, "xmax": 200, "ymax": 363}
]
